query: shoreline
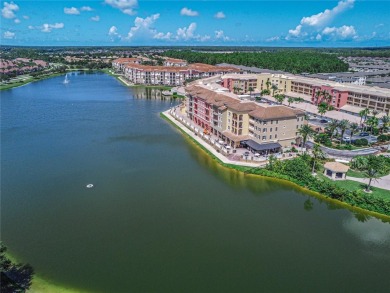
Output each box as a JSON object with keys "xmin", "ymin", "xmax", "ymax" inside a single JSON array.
[
  {"xmin": 161, "ymin": 110, "xmax": 390, "ymax": 221},
  {"xmin": 0, "ymin": 72, "xmax": 65, "ymax": 91}
]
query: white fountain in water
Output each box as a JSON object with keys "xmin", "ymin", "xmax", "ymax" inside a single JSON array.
[{"xmin": 63, "ymin": 73, "xmax": 70, "ymax": 84}]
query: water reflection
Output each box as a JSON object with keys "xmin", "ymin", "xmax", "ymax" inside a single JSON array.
[
  {"xmin": 186, "ymin": 138, "xmax": 284, "ymax": 195},
  {"xmin": 132, "ymin": 87, "xmax": 172, "ymax": 100},
  {"xmin": 343, "ymin": 215, "xmax": 390, "ymax": 247}
]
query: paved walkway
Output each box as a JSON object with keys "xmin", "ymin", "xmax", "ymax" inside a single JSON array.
[
  {"xmin": 347, "ymin": 174, "xmax": 390, "ymax": 191},
  {"xmin": 306, "ymin": 141, "xmax": 381, "ymax": 159},
  {"xmin": 163, "ymin": 109, "xmax": 266, "ymax": 168}
]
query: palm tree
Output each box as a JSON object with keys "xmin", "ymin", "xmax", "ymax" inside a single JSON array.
[
  {"xmin": 261, "ymin": 89, "xmax": 270, "ymax": 96},
  {"xmin": 359, "ymin": 108, "xmax": 370, "ymax": 126},
  {"xmin": 271, "ymin": 84, "xmax": 278, "ymax": 97},
  {"xmin": 363, "ymin": 155, "xmax": 384, "ymax": 192},
  {"xmin": 317, "ymin": 102, "xmax": 329, "ymax": 118},
  {"xmin": 314, "ymin": 90, "xmax": 322, "ymax": 104},
  {"xmin": 322, "ymin": 90, "xmax": 332, "ymax": 104},
  {"xmin": 311, "ymin": 143, "xmax": 325, "ymax": 174},
  {"xmin": 248, "ymin": 86, "xmax": 254, "ymax": 98},
  {"xmin": 338, "ymin": 119, "xmax": 349, "ymax": 144},
  {"xmin": 327, "ymin": 119, "xmax": 339, "ymax": 140},
  {"xmin": 274, "ymin": 94, "xmax": 285, "ymax": 104},
  {"xmin": 349, "ymin": 122, "xmax": 359, "ymax": 142},
  {"xmin": 298, "ymin": 124, "xmax": 315, "ymax": 152},
  {"xmin": 371, "ymin": 109, "xmax": 379, "ymax": 118},
  {"xmin": 265, "ymin": 78, "xmax": 271, "ymax": 91},
  {"xmin": 380, "ymin": 115, "xmax": 389, "ymax": 133},
  {"xmin": 366, "ymin": 116, "xmax": 379, "ymax": 135}
]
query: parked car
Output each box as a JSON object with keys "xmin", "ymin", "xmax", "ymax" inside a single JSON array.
[
  {"xmin": 320, "ymin": 119, "xmax": 328, "ymax": 124},
  {"xmin": 359, "ymin": 132, "xmax": 369, "ymax": 137},
  {"xmin": 342, "ymin": 136, "xmax": 351, "ymax": 142}
]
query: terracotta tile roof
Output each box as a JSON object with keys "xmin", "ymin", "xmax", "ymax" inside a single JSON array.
[
  {"xmin": 249, "ymin": 106, "xmax": 304, "ymax": 120},
  {"xmin": 324, "ymin": 162, "xmax": 350, "ymax": 173}
]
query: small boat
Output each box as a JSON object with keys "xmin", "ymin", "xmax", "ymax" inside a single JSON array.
[{"xmin": 86, "ymin": 184, "xmax": 94, "ymax": 188}]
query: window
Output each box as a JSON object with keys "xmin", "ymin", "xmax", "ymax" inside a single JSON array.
[
  {"xmin": 270, "ymin": 128, "xmax": 272, "ymax": 132},
  {"xmin": 275, "ymin": 134, "xmax": 278, "ymax": 139},
  {"xmin": 276, "ymin": 120, "xmax": 279, "ymax": 124},
  {"xmin": 228, "ymin": 126, "xmax": 230, "ymax": 130},
  {"xmin": 263, "ymin": 121, "xmax": 267, "ymax": 125},
  {"xmin": 262, "ymin": 136, "xmax": 266, "ymax": 140},
  {"xmin": 296, "ymin": 125, "xmax": 299, "ymax": 129},
  {"xmin": 275, "ymin": 127, "xmax": 278, "ymax": 131},
  {"xmin": 263, "ymin": 128, "xmax": 267, "ymax": 132},
  {"xmin": 271, "ymin": 120, "xmax": 273, "ymax": 124},
  {"xmin": 270, "ymin": 135, "xmax": 272, "ymax": 139}
]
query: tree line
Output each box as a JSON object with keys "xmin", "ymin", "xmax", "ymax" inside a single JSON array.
[{"xmin": 163, "ymin": 50, "xmax": 349, "ymax": 74}]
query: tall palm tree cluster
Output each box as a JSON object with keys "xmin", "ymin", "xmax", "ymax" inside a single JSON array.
[{"xmin": 359, "ymin": 108, "xmax": 389, "ymax": 134}]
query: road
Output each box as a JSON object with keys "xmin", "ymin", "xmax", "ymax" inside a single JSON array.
[{"xmin": 306, "ymin": 141, "xmax": 380, "ymax": 158}]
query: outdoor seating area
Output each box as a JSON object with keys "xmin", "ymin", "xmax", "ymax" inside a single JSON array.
[{"xmin": 169, "ymin": 107, "xmax": 297, "ymax": 164}]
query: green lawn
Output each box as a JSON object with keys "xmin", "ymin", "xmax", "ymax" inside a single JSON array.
[
  {"xmin": 318, "ymin": 173, "xmax": 390, "ymax": 200},
  {"xmin": 346, "ymin": 169, "xmax": 366, "ymax": 178}
]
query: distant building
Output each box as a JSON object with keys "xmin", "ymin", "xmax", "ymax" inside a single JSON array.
[
  {"xmin": 220, "ymin": 73, "xmax": 390, "ymax": 116},
  {"xmin": 163, "ymin": 58, "xmax": 188, "ymax": 67},
  {"xmin": 112, "ymin": 58, "xmax": 240, "ymax": 86}
]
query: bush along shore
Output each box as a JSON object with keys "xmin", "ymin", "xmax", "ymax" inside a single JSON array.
[{"xmin": 161, "ymin": 112, "xmax": 390, "ymax": 218}]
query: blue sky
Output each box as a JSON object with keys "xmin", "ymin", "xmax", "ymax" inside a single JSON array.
[{"xmin": 1, "ymin": 0, "xmax": 389, "ymax": 47}]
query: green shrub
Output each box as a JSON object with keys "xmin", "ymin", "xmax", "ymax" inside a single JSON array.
[
  {"xmin": 315, "ymin": 133, "xmax": 332, "ymax": 147},
  {"xmin": 377, "ymin": 134, "xmax": 389, "ymax": 142},
  {"xmin": 353, "ymin": 138, "xmax": 368, "ymax": 146}
]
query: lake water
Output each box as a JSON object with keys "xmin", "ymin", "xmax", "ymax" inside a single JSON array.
[{"xmin": 1, "ymin": 73, "xmax": 390, "ymax": 292}]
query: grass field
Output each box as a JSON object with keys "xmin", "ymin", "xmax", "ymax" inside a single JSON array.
[{"xmin": 318, "ymin": 173, "xmax": 390, "ymax": 200}]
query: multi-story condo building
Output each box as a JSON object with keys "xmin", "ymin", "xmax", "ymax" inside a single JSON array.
[
  {"xmin": 221, "ymin": 73, "xmax": 390, "ymax": 115},
  {"xmin": 114, "ymin": 60, "xmax": 239, "ymax": 86},
  {"xmin": 222, "ymin": 74, "xmax": 258, "ymax": 94},
  {"xmin": 185, "ymin": 84, "xmax": 305, "ymax": 151},
  {"xmin": 163, "ymin": 58, "xmax": 188, "ymax": 67},
  {"xmin": 112, "ymin": 58, "xmax": 142, "ymax": 72}
]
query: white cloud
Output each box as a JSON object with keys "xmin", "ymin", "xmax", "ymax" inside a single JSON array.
[
  {"xmin": 177, "ymin": 22, "xmax": 197, "ymax": 40},
  {"xmin": 2, "ymin": 1, "xmax": 19, "ymax": 19},
  {"xmin": 29, "ymin": 23, "xmax": 64, "ymax": 35},
  {"xmin": 127, "ymin": 13, "xmax": 160, "ymax": 39},
  {"xmin": 80, "ymin": 6, "xmax": 93, "ymax": 12},
  {"xmin": 321, "ymin": 25, "xmax": 357, "ymax": 40},
  {"xmin": 3, "ymin": 30, "xmax": 15, "ymax": 39},
  {"xmin": 22, "ymin": 15, "xmax": 29, "ymax": 19},
  {"xmin": 215, "ymin": 30, "xmax": 229, "ymax": 41},
  {"xmin": 286, "ymin": 0, "xmax": 355, "ymax": 40},
  {"xmin": 266, "ymin": 36, "xmax": 280, "ymax": 42},
  {"xmin": 64, "ymin": 7, "xmax": 80, "ymax": 15},
  {"xmin": 214, "ymin": 12, "xmax": 226, "ymax": 19},
  {"xmin": 14, "ymin": 18, "xmax": 20, "ymax": 23},
  {"xmin": 153, "ymin": 32, "xmax": 173, "ymax": 40},
  {"xmin": 90, "ymin": 15, "xmax": 100, "ymax": 22},
  {"xmin": 180, "ymin": 7, "xmax": 199, "ymax": 17},
  {"xmin": 105, "ymin": 0, "xmax": 137, "ymax": 15},
  {"xmin": 108, "ymin": 25, "xmax": 121, "ymax": 41},
  {"xmin": 39, "ymin": 23, "xmax": 64, "ymax": 33},
  {"xmin": 301, "ymin": 0, "xmax": 354, "ymax": 27}
]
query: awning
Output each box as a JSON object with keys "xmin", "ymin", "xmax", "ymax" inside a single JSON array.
[{"xmin": 243, "ymin": 140, "xmax": 282, "ymax": 152}]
